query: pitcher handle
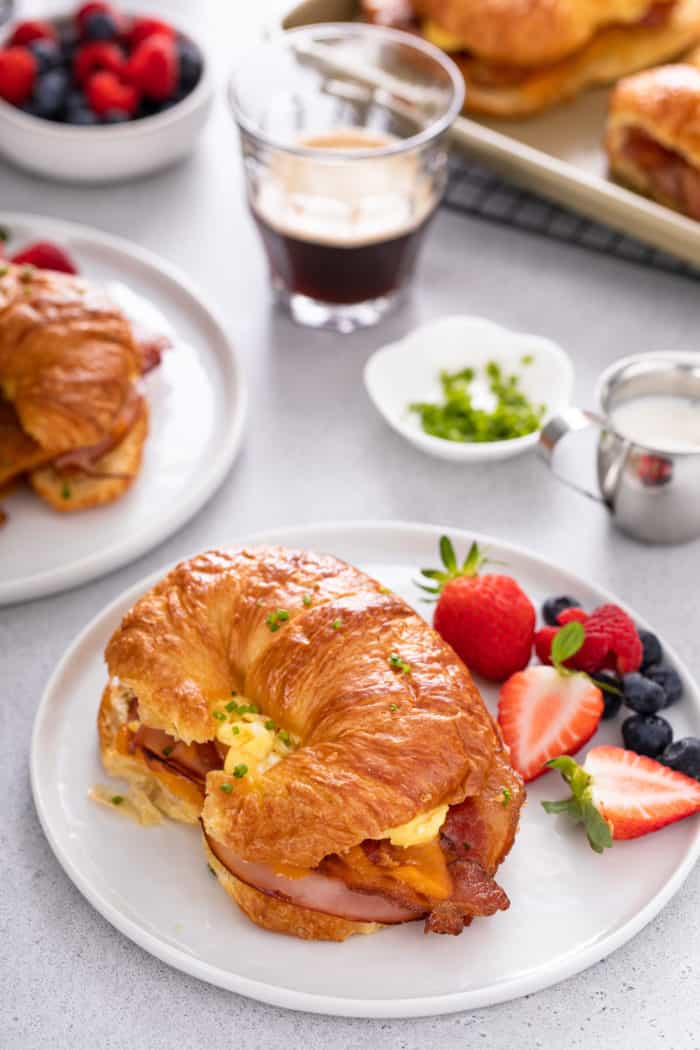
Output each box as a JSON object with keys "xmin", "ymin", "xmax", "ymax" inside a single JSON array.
[{"xmin": 538, "ymin": 406, "xmax": 607, "ymax": 504}]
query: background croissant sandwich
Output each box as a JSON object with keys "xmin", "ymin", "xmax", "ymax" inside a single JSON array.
[
  {"xmin": 100, "ymin": 545, "xmax": 524, "ymax": 941},
  {"xmin": 606, "ymin": 47, "xmax": 700, "ymax": 218},
  {"xmin": 362, "ymin": 0, "xmax": 700, "ymax": 116},
  {"xmin": 0, "ymin": 263, "xmax": 157, "ymax": 515}
]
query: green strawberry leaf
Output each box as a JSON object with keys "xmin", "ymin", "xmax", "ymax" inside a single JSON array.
[
  {"xmin": 542, "ymin": 754, "xmax": 613, "ymax": 854},
  {"xmin": 440, "ymin": 535, "xmax": 458, "ymax": 573}
]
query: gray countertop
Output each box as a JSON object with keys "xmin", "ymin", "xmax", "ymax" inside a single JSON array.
[{"xmin": 2, "ymin": 4, "xmax": 700, "ymax": 1048}]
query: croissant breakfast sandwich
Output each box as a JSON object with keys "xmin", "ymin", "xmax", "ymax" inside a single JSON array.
[
  {"xmin": 98, "ymin": 545, "xmax": 524, "ymax": 941},
  {"xmin": 606, "ymin": 47, "xmax": 700, "ymax": 218},
  {"xmin": 0, "ymin": 262, "xmax": 160, "ymax": 515},
  {"xmin": 362, "ymin": 0, "xmax": 700, "ymax": 116}
]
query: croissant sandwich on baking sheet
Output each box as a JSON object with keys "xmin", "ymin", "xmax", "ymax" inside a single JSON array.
[
  {"xmin": 605, "ymin": 47, "xmax": 700, "ymax": 218},
  {"xmin": 0, "ymin": 263, "xmax": 160, "ymax": 516},
  {"xmin": 99, "ymin": 545, "xmax": 524, "ymax": 941},
  {"xmin": 362, "ymin": 0, "xmax": 700, "ymax": 116}
]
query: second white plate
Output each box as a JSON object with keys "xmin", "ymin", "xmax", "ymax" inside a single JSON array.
[
  {"xmin": 0, "ymin": 213, "xmax": 247, "ymax": 606},
  {"xmin": 31, "ymin": 521, "xmax": 700, "ymax": 1018}
]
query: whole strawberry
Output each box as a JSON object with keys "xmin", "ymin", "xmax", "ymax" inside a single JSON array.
[{"xmin": 418, "ymin": 536, "xmax": 535, "ymax": 681}]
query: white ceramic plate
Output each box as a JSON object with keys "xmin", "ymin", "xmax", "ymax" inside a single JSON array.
[
  {"xmin": 364, "ymin": 316, "xmax": 574, "ymax": 462},
  {"xmin": 31, "ymin": 521, "xmax": 700, "ymax": 1018},
  {"xmin": 0, "ymin": 213, "xmax": 247, "ymax": 606}
]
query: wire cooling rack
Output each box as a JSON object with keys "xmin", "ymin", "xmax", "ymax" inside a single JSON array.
[{"xmin": 444, "ymin": 157, "xmax": 700, "ymax": 281}]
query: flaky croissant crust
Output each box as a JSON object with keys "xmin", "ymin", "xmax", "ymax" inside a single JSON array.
[
  {"xmin": 0, "ymin": 264, "xmax": 141, "ymax": 456},
  {"xmin": 105, "ymin": 546, "xmax": 503, "ymax": 869},
  {"xmin": 416, "ymin": 0, "xmax": 664, "ymax": 66}
]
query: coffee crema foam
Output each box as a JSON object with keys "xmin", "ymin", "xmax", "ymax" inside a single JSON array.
[{"xmin": 251, "ymin": 128, "xmax": 439, "ymax": 248}]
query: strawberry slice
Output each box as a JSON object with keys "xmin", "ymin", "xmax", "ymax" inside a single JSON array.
[
  {"xmin": 498, "ymin": 665, "xmax": 603, "ymax": 782},
  {"xmin": 543, "ymin": 746, "xmax": 700, "ymax": 851},
  {"xmin": 10, "ymin": 241, "xmax": 78, "ymax": 274}
]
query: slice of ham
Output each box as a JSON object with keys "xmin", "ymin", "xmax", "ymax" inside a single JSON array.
[
  {"xmin": 206, "ymin": 834, "xmax": 422, "ymax": 925},
  {"xmin": 137, "ymin": 334, "xmax": 171, "ymax": 375},
  {"xmin": 131, "ymin": 724, "xmax": 223, "ymax": 786},
  {"xmin": 620, "ymin": 127, "xmax": 700, "ymax": 220}
]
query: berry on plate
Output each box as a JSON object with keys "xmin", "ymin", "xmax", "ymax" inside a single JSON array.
[
  {"xmin": 86, "ymin": 70, "xmax": 139, "ymax": 117},
  {"xmin": 418, "ymin": 535, "xmax": 535, "ymax": 682},
  {"xmin": 644, "ymin": 664, "xmax": 683, "ymax": 707},
  {"xmin": 498, "ymin": 622, "xmax": 603, "ymax": 781},
  {"xmin": 28, "ymin": 69, "xmax": 69, "ymax": 119},
  {"xmin": 10, "ymin": 241, "xmax": 78, "ymax": 274},
  {"xmin": 543, "ymin": 746, "xmax": 700, "ymax": 850},
  {"xmin": 661, "ymin": 738, "xmax": 700, "ymax": 781},
  {"xmin": 27, "ymin": 39, "xmax": 62, "ymax": 75},
  {"xmin": 541, "ymin": 595, "xmax": 581, "ymax": 626},
  {"xmin": 622, "ymin": 671, "xmax": 666, "ymax": 714},
  {"xmin": 82, "ymin": 10, "xmax": 120, "ymax": 42},
  {"xmin": 590, "ymin": 669, "xmax": 623, "ymax": 719},
  {"xmin": 622, "ymin": 713, "xmax": 673, "ymax": 758},
  {"xmin": 638, "ymin": 628, "xmax": 663, "ymax": 670},
  {"xmin": 535, "ymin": 602, "xmax": 642, "ymax": 675},
  {"xmin": 0, "ymin": 47, "xmax": 37, "ymax": 106},
  {"xmin": 125, "ymin": 33, "xmax": 178, "ymax": 100},
  {"xmin": 8, "ymin": 20, "xmax": 57, "ymax": 47}
]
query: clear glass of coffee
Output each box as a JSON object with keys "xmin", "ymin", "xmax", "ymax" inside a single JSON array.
[{"xmin": 229, "ymin": 24, "xmax": 464, "ymax": 333}]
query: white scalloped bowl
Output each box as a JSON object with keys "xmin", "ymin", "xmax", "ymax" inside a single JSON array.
[
  {"xmin": 0, "ymin": 15, "xmax": 213, "ymax": 183},
  {"xmin": 364, "ymin": 315, "xmax": 575, "ymax": 463}
]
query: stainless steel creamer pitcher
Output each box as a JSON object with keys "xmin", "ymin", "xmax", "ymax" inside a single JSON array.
[{"xmin": 538, "ymin": 353, "xmax": 700, "ymax": 545}]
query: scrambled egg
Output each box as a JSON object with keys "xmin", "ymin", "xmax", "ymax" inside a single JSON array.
[
  {"xmin": 422, "ymin": 20, "xmax": 469, "ymax": 53},
  {"xmin": 214, "ymin": 701, "xmax": 296, "ymax": 778},
  {"xmin": 381, "ymin": 803, "xmax": 449, "ymax": 847}
]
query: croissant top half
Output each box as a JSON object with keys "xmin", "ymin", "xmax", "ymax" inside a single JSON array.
[
  {"xmin": 0, "ymin": 264, "xmax": 141, "ymax": 458},
  {"xmin": 105, "ymin": 546, "xmax": 502, "ymax": 869}
]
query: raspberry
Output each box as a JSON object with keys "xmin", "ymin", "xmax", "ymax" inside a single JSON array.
[
  {"xmin": 534, "ymin": 625, "xmax": 557, "ymax": 665},
  {"xmin": 585, "ymin": 604, "xmax": 643, "ymax": 674},
  {"xmin": 125, "ymin": 34, "xmax": 178, "ymax": 100},
  {"xmin": 76, "ymin": 3, "xmax": 118, "ymax": 32},
  {"xmin": 556, "ymin": 607, "xmax": 588, "ymax": 625},
  {"xmin": 8, "ymin": 20, "xmax": 57, "ymax": 47},
  {"xmin": 0, "ymin": 47, "xmax": 37, "ymax": 106},
  {"xmin": 86, "ymin": 70, "xmax": 139, "ymax": 116},
  {"xmin": 74, "ymin": 41, "xmax": 124, "ymax": 84},
  {"xmin": 534, "ymin": 621, "xmax": 607, "ymax": 673},
  {"xmin": 128, "ymin": 17, "xmax": 176, "ymax": 47}
]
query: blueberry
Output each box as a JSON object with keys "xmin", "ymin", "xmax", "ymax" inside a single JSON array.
[
  {"xmin": 151, "ymin": 88, "xmax": 188, "ymax": 113},
  {"xmin": 58, "ymin": 27, "xmax": 78, "ymax": 62},
  {"xmin": 177, "ymin": 38, "xmax": 202, "ymax": 92},
  {"xmin": 27, "ymin": 39, "xmax": 62, "ymax": 74},
  {"xmin": 83, "ymin": 11, "xmax": 119, "ymax": 41},
  {"xmin": 101, "ymin": 108, "xmax": 130, "ymax": 124},
  {"xmin": 622, "ymin": 714, "xmax": 673, "ymax": 758},
  {"xmin": 64, "ymin": 101, "xmax": 99, "ymax": 126},
  {"xmin": 590, "ymin": 669, "xmax": 623, "ymax": 719},
  {"xmin": 660, "ymin": 738, "xmax": 700, "ymax": 781},
  {"xmin": 542, "ymin": 595, "xmax": 581, "ymax": 626},
  {"xmin": 644, "ymin": 664, "xmax": 683, "ymax": 707},
  {"xmin": 622, "ymin": 671, "xmax": 666, "ymax": 714},
  {"xmin": 638, "ymin": 629, "xmax": 663, "ymax": 670},
  {"xmin": 30, "ymin": 70, "xmax": 69, "ymax": 119}
]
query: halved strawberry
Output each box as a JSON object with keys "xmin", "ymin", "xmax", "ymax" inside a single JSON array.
[
  {"xmin": 543, "ymin": 746, "xmax": 700, "ymax": 851},
  {"xmin": 498, "ymin": 664, "xmax": 603, "ymax": 782},
  {"xmin": 8, "ymin": 20, "xmax": 57, "ymax": 46}
]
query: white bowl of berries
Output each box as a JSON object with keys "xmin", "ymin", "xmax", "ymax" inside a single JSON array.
[{"xmin": 0, "ymin": 3, "xmax": 213, "ymax": 182}]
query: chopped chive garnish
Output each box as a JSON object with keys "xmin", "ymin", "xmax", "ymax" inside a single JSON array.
[
  {"xmin": 388, "ymin": 652, "xmax": 411, "ymax": 674},
  {"xmin": 501, "ymin": 787, "xmax": 512, "ymax": 807},
  {"xmin": 162, "ymin": 745, "xmax": 174, "ymax": 757},
  {"xmin": 60, "ymin": 481, "xmax": 71, "ymax": 500},
  {"xmin": 231, "ymin": 725, "xmax": 240, "ymax": 735},
  {"xmin": 264, "ymin": 719, "xmax": 275, "ymax": 731},
  {"xmin": 212, "ymin": 710, "xmax": 226, "ymax": 721},
  {"xmin": 248, "ymin": 703, "xmax": 259, "ymax": 713},
  {"xmin": 111, "ymin": 795, "xmax": 124, "ymax": 806},
  {"xmin": 278, "ymin": 729, "xmax": 290, "ymax": 744},
  {"xmin": 220, "ymin": 782, "xmax": 233, "ymax": 793},
  {"xmin": 233, "ymin": 764, "xmax": 248, "ymax": 778},
  {"xmin": 225, "ymin": 700, "xmax": 238, "ymax": 713},
  {"xmin": 302, "ymin": 594, "xmax": 312, "ymax": 607},
  {"xmin": 266, "ymin": 609, "xmax": 290, "ymax": 632},
  {"xmin": 331, "ymin": 618, "xmax": 342, "ymax": 630},
  {"xmin": 389, "ymin": 704, "xmax": 398, "ymax": 712}
]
